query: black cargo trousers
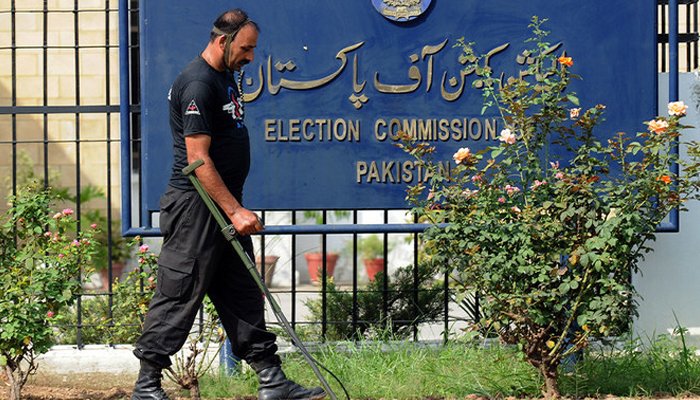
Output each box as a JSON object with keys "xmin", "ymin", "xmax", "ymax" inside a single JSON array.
[{"xmin": 134, "ymin": 185, "xmax": 280, "ymax": 370}]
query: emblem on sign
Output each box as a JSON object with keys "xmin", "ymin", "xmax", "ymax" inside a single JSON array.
[{"xmin": 371, "ymin": 0, "xmax": 431, "ymax": 22}]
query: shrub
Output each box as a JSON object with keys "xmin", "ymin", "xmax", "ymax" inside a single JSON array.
[
  {"xmin": 305, "ymin": 263, "xmax": 444, "ymax": 341},
  {"xmin": 0, "ymin": 184, "xmax": 97, "ymax": 400},
  {"xmin": 401, "ymin": 17, "xmax": 700, "ymax": 397},
  {"xmin": 54, "ymin": 239, "xmax": 159, "ymax": 345}
]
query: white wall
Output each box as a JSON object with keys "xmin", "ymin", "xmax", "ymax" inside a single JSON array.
[{"xmin": 633, "ymin": 72, "xmax": 700, "ymax": 346}]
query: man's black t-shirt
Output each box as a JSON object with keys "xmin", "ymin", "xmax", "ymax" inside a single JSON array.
[{"xmin": 167, "ymin": 56, "xmax": 250, "ymax": 202}]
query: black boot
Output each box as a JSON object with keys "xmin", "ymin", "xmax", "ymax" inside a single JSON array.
[
  {"xmin": 257, "ymin": 365, "xmax": 326, "ymax": 400},
  {"xmin": 131, "ymin": 359, "xmax": 171, "ymax": 400}
]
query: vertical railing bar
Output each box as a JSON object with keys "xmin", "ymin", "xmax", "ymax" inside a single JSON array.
[
  {"xmin": 11, "ymin": 0, "xmax": 17, "ymax": 200},
  {"xmin": 105, "ymin": 0, "xmax": 116, "ymax": 329},
  {"xmin": 412, "ymin": 212, "xmax": 419, "ymax": 341},
  {"xmin": 260, "ymin": 211, "xmax": 266, "ymax": 286},
  {"xmin": 321, "ymin": 210, "xmax": 327, "ymax": 340},
  {"xmin": 9, "ymin": 0, "xmax": 18, "ymax": 293},
  {"xmin": 291, "ymin": 211, "xmax": 297, "ymax": 330},
  {"xmin": 42, "ymin": 0, "xmax": 49, "ymax": 187},
  {"xmin": 662, "ymin": 1, "xmax": 668, "ymax": 72},
  {"xmin": 133, "ymin": 0, "xmax": 143, "ymax": 229},
  {"xmin": 475, "ymin": 287, "xmax": 481, "ymax": 327},
  {"xmin": 382, "ymin": 210, "xmax": 388, "ymax": 331},
  {"xmin": 198, "ymin": 307, "xmax": 204, "ymax": 338},
  {"xmin": 670, "ymin": 0, "xmax": 681, "ymax": 231},
  {"xmin": 351, "ymin": 210, "xmax": 358, "ymax": 339},
  {"xmin": 443, "ymin": 266, "xmax": 449, "ymax": 345},
  {"xmin": 72, "ymin": 0, "xmax": 84, "ymax": 349},
  {"xmin": 119, "ymin": 0, "xmax": 132, "ymax": 237},
  {"xmin": 671, "ymin": 0, "xmax": 679, "ymax": 101},
  {"xmin": 692, "ymin": 1, "xmax": 700, "ymax": 70},
  {"xmin": 686, "ymin": 2, "xmax": 691, "ymax": 69}
]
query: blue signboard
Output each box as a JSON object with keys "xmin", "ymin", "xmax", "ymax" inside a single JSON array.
[{"xmin": 138, "ymin": 0, "xmax": 656, "ymax": 218}]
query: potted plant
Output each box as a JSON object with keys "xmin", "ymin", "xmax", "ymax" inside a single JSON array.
[
  {"xmin": 255, "ymin": 254, "xmax": 280, "ymax": 287},
  {"xmin": 303, "ymin": 252, "xmax": 339, "ymax": 285},
  {"xmin": 356, "ymin": 234, "xmax": 394, "ymax": 281},
  {"xmin": 302, "ymin": 210, "xmax": 349, "ymax": 284}
]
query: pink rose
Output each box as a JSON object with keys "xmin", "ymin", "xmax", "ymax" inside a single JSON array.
[
  {"xmin": 498, "ymin": 129, "xmax": 516, "ymax": 144},
  {"xmin": 531, "ymin": 180, "xmax": 547, "ymax": 190},
  {"xmin": 648, "ymin": 119, "xmax": 669, "ymax": 134},
  {"xmin": 569, "ymin": 108, "xmax": 581, "ymax": 120},
  {"xmin": 668, "ymin": 101, "xmax": 687, "ymax": 117},
  {"xmin": 505, "ymin": 185, "xmax": 520, "ymax": 195},
  {"xmin": 452, "ymin": 147, "xmax": 472, "ymax": 165}
]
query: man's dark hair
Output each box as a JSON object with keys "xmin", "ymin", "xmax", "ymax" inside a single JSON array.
[{"xmin": 210, "ymin": 8, "xmax": 259, "ymax": 42}]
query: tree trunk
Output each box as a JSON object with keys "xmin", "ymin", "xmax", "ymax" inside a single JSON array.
[
  {"xmin": 9, "ymin": 384, "xmax": 21, "ymax": 400},
  {"xmin": 5, "ymin": 366, "xmax": 21, "ymax": 400},
  {"xmin": 190, "ymin": 380, "xmax": 200, "ymax": 400},
  {"xmin": 540, "ymin": 363, "xmax": 560, "ymax": 399}
]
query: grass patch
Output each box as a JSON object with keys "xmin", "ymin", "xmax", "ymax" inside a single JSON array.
[
  {"xmin": 199, "ymin": 339, "xmax": 542, "ymax": 399},
  {"xmin": 198, "ymin": 334, "xmax": 700, "ymax": 399},
  {"xmin": 560, "ymin": 333, "xmax": 700, "ymax": 397}
]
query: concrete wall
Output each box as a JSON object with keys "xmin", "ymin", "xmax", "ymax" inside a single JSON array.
[{"xmin": 634, "ymin": 72, "xmax": 700, "ymax": 347}]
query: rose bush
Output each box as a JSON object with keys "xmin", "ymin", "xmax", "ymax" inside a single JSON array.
[
  {"xmin": 402, "ymin": 18, "xmax": 700, "ymax": 397},
  {"xmin": 0, "ymin": 184, "xmax": 97, "ymax": 400}
]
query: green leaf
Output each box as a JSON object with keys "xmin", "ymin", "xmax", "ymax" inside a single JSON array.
[
  {"xmin": 558, "ymin": 282, "xmax": 570, "ymax": 294},
  {"xmin": 0, "ymin": 354, "xmax": 6, "ymax": 366},
  {"xmin": 566, "ymin": 94, "xmax": 580, "ymax": 106}
]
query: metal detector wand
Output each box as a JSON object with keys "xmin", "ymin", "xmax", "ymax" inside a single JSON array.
[{"xmin": 182, "ymin": 159, "xmax": 340, "ymax": 400}]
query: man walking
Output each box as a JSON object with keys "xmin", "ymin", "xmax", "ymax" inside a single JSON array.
[{"xmin": 131, "ymin": 9, "xmax": 326, "ymax": 400}]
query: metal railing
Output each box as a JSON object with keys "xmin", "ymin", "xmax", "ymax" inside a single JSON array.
[
  {"xmin": 658, "ymin": 0, "xmax": 699, "ymax": 72},
  {"xmin": 0, "ymin": 0, "xmax": 696, "ymax": 347}
]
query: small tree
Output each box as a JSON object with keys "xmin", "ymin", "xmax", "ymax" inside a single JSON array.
[
  {"xmin": 0, "ymin": 184, "xmax": 97, "ymax": 400},
  {"xmin": 402, "ymin": 17, "xmax": 700, "ymax": 397},
  {"xmin": 164, "ymin": 298, "xmax": 224, "ymax": 400}
]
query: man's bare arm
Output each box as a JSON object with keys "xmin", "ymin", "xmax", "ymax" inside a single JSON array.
[{"xmin": 185, "ymin": 134, "xmax": 262, "ymax": 235}]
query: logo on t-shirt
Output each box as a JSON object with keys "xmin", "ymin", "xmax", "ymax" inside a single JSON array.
[
  {"xmin": 185, "ymin": 100, "xmax": 200, "ymax": 115},
  {"xmin": 222, "ymin": 86, "xmax": 244, "ymax": 121}
]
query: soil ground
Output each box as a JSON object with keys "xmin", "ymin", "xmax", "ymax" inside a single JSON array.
[
  {"xmin": 19, "ymin": 371, "xmax": 244, "ymax": 400},
  {"xmin": 15, "ymin": 371, "xmax": 700, "ymax": 400}
]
